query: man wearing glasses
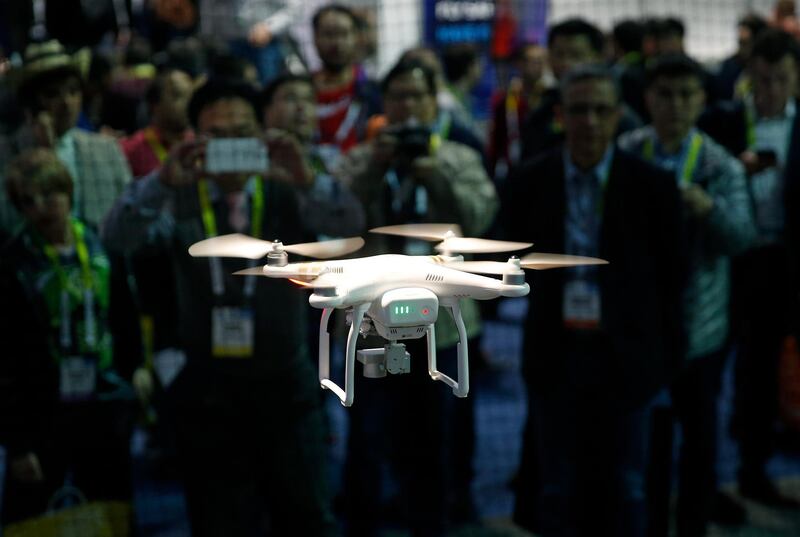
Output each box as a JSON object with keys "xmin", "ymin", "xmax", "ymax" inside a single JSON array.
[{"xmin": 504, "ymin": 65, "xmax": 687, "ymax": 537}]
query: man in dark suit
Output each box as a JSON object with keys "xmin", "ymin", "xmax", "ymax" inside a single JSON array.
[{"xmin": 504, "ymin": 65, "xmax": 686, "ymax": 537}]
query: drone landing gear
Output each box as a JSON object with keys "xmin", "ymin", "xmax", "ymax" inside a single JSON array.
[
  {"xmin": 428, "ymin": 301, "xmax": 469, "ymax": 398},
  {"xmin": 318, "ymin": 303, "xmax": 368, "ymax": 407},
  {"xmin": 318, "ymin": 302, "xmax": 470, "ymax": 407}
]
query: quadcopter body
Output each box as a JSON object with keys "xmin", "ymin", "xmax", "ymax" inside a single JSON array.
[{"xmin": 189, "ymin": 224, "xmax": 607, "ymax": 406}]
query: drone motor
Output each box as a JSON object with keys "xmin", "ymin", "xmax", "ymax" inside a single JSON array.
[{"xmin": 267, "ymin": 240, "xmax": 289, "ymax": 267}]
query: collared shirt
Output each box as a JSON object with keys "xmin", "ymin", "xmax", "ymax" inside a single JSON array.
[
  {"xmin": 645, "ymin": 127, "xmax": 700, "ymax": 178},
  {"xmin": 641, "ymin": 127, "xmax": 709, "ymax": 195},
  {"xmin": 563, "ymin": 146, "xmax": 613, "ymax": 274},
  {"xmin": 55, "ymin": 129, "xmax": 79, "ymax": 214},
  {"xmin": 561, "ymin": 146, "xmax": 613, "ymax": 330},
  {"xmin": 750, "ymin": 98, "xmax": 796, "ymax": 242}
]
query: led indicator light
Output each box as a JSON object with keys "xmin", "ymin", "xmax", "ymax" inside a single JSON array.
[{"xmin": 422, "ymin": 308, "xmax": 430, "ymax": 315}]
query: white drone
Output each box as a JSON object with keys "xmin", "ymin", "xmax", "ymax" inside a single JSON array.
[{"xmin": 189, "ymin": 224, "xmax": 607, "ymax": 406}]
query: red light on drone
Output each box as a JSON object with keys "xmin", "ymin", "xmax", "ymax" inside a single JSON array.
[{"xmin": 422, "ymin": 308, "xmax": 430, "ymax": 315}]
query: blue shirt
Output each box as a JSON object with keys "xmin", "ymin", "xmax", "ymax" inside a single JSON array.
[{"xmin": 563, "ymin": 145, "xmax": 613, "ymax": 263}]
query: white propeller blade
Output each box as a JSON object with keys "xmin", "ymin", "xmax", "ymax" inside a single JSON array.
[
  {"xmin": 189, "ymin": 234, "xmax": 273, "ymax": 259},
  {"xmin": 435, "ymin": 237, "xmax": 532, "ymax": 254},
  {"xmin": 520, "ymin": 252, "xmax": 609, "ymax": 270},
  {"xmin": 284, "ymin": 237, "xmax": 364, "ymax": 259},
  {"xmin": 445, "ymin": 253, "xmax": 609, "ymax": 274},
  {"xmin": 189, "ymin": 234, "xmax": 364, "ymax": 259},
  {"xmin": 370, "ymin": 223, "xmax": 463, "ymax": 241}
]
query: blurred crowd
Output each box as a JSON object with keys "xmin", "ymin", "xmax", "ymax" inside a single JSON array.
[{"xmin": 0, "ymin": 1, "xmax": 800, "ymax": 537}]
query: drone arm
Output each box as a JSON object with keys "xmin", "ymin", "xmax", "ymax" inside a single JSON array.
[{"xmin": 428, "ymin": 301, "xmax": 470, "ymax": 398}]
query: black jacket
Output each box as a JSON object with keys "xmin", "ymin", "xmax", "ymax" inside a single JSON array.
[{"xmin": 503, "ymin": 147, "xmax": 688, "ymax": 409}]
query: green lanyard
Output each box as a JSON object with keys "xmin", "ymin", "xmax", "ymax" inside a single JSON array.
[
  {"xmin": 745, "ymin": 105, "xmax": 756, "ymax": 149},
  {"xmin": 41, "ymin": 218, "xmax": 96, "ymax": 351},
  {"xmin": 643, "ymin": 132, "xmax": 703, "ymax": 187},
  {"xmin": 429, "ymin": 113, "xmax": 451, "ymax": 155},
  {"xmin": 197, "ymin": 177, "xmax": 264, "ymax": 296},
  {"xmin": 197, "ymin": 177, "xmax": 264, "ymax": 239},
  {"xmin": 143, "ymin": 126, "xmax": 168, "ymax": 163}
]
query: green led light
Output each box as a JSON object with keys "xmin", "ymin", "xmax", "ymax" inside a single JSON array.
[{"xmin": 393, "ymin": 304, "xmax": 414, "ymax": 316}]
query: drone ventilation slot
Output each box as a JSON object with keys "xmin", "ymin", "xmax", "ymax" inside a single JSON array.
[
  {"xmin": 390, "ymin": 328, "xmax": 398, "ymax": 335},
  {"xmin": 327, "ymin": 266, "xmax": 344, "ymax": 274},
  {"xmin": 425, "ymin": 273, "xmax": 444, "ymax": 282}
]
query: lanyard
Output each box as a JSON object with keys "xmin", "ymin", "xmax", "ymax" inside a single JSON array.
[
  {"xmin": 745, "ymin": 104, "xmax": 757, "ymax": 149},
  {"xmin": 434, "ymin": 112, "xmax": 452, "ymax": 140},
  {"xmin": 143, "ymin": 126, "xmax": 169, "ymax": 163},
  {"xmin": 41, "ymin": 218, "xmax": 96, "ymax": 350},
  {"xmin": 429, "ymin": 112, "xmax": 451, "ymax": 154},
  {"xmin": 197, "ymin": 177, "xmax": 264, "ymax": 297},
  {"xmin": 643, "ymin": 132, "xmax": 703, "ymax": 187},
  {"xmin": 505, "ymin": 91, "xmax": 522, "ymax": 162},
  {"xmin": 386, "ymin": 169, "xmax": 427, "ymax": 218}
]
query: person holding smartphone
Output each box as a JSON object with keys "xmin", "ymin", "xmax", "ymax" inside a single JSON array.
[
  {"xmin": 259, "ymin": 73, "xmax": 365, "ymax": 239},
  {"xmin": 619, "ymin": 54, "xmax": 757, "ymax": 536},
  {"xmin": 699, "ymin": 29, "xmax": 800, "ymax": 507},
  {"xmin": 103, "ymin": 79, "xmax": 339, "ymax": 537},
  {"xmin": 333, "ymin": 58, "xmax": 497, "ymax": 536}
]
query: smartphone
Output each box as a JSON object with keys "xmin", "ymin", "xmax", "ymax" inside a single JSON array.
[
  {"xmin": 755, "ymin": 149, "xmax": 778, "ymax": 169},
  {"xmin": 205, "ymin": 138, "xmax": 269, "ymax": 174}
]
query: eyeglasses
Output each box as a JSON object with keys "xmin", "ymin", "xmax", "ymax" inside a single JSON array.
[{"xmin": 563, "ymin": 103, "xmax": 618, "ymax": 117}]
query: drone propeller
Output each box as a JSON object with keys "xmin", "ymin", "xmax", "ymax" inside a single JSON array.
[
  {"xmin": 520, "ymin": 252, "xmax": 608, "ymax": 270},
  {"xmin": 434, "ymin": 237, "xmax": 532, "ymax": 254},
  {"xmin": 445, "ymin": 253, "xmax": 608, "ymax": 274},
  {"xmin": 286, "ymin": 237, "xmax": 364, "ymax": 258},
  {"xmin": 189, "ymin": 234, "xmax": 364, "ymax": 260},
  {"xmin": 370, "ymin": 223, "xmax": 532, "ymax": 254},
  {"xmin": 370, "ymin": 223, "xmax": 463, "ymax": 241}
]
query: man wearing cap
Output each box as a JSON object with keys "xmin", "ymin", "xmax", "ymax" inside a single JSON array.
[{"xmin": 0, "ymin": 40, "xmax": 132, "ymax": 234}]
